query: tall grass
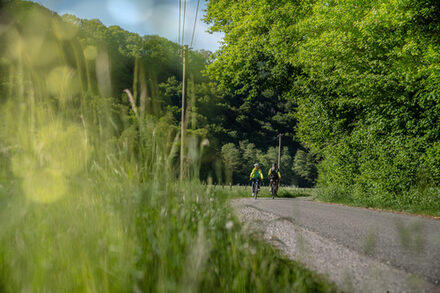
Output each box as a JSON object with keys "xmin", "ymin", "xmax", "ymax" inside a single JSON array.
[{"xmin": 0, "ymin": 4, "xmax": 336, "ymax": 292}]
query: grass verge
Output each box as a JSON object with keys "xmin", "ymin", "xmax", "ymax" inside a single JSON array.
[
  {"xmin": 0, "ymin": 179, "xmax": 338, "ymax": 292},
  {"xmin": 314, "ymin": 186, "xmax": 440, "ymax": 218},
  {"xmin": 224, "ymin": 185, "xmax": 315, "ymax": 199}
]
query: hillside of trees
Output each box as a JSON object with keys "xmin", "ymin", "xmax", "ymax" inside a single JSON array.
[
  {"xmin": 0, "ymin": 1, "xmax": 315, "ymax": 186},
  {"xmin": 205, "ymin": 0, "xmax": 440, "ymax": 211}
]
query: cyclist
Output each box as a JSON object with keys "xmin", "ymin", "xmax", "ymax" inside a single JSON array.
[
  {"xmin": 268, "ymin": 163, "xmax": 281, "ymax": 194},
  {"xmin": 249, "ymin": 163, "xmax": 263, "ymax": 196}
]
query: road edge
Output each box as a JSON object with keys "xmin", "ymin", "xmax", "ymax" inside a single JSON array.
[{"xmin": 231, "ymin": 199, "xmax": 439, "ymax": 293}]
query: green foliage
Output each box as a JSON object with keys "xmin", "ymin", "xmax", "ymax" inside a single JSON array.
[
  {"xmin": 293, "ymin": 150, "xmax": 318, "ymax": 185},
  {"xmin": 295, "ymin": 0, "xmax": 440, "ymax": 212},
  {"xmin": 425, "ymin": 142, "xmax": 440, "ymax": 183},
  {"xmin": 221, "ymin": 143, "xmax": 240, "ymax": 184},
  {"xmin": 202, "ymin": 0, "xmax": 304, "ymax": 175},
  {"xmin": 205, "ymin": 0, "xmax": 440, "ymax": 213}
]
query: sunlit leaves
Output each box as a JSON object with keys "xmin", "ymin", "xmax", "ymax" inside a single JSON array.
[{"xmin": 206, "ymin": 0, "xmax": 440, "ymax": 208}]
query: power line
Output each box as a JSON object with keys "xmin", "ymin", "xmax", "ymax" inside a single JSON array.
[
  {"xmin": 190, "ymin": 0, "xmax": 200, "ymax": 48},
  {"xmin": 178, "ymin": 0, "xmax": 181, "ymax": 44},
  {"xmin": 180, "ymin": 45, "xmax": 188, "ymax": 180},
  {"xmin": 178, "ymin": 0, "xmax": 188, "ymax": 179},
  {"xmin": 181, "ymin": 0, "xmax": 187, "ymax": 45}
]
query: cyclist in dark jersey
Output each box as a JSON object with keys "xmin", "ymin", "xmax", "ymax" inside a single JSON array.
[{"xmin": 268, "ymin": 163, "xmax": 281, "ymax": 193}]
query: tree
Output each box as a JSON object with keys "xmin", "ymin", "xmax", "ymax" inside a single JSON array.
[
  {"xmin": 221, "ymin": 143, "xmax": 241, "ymax": 184},
  {"xmin": 203, "ymin": 0, "xmax": 308, "ymax": 183},
  {"xmin": 293, "ymin": 150, "xmax": 317, "ymax": 186},
  {"xmin": 205, "ymin": 0, "xmax": 440, "ymax": 205}
]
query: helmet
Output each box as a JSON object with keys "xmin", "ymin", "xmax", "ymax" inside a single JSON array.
[{"xmin": 254, "ymin": 163, "xmax": 259, "ymax": 167}]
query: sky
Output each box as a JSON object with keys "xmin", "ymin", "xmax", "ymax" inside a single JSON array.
[{"xmin": 31, "ymin": 0, "xmax": 223, "ymax": 51}]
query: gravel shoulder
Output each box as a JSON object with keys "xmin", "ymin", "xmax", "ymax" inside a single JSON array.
[{"xmin": 232, "ymin": 197, "xmax": 440, "ymax": 293}]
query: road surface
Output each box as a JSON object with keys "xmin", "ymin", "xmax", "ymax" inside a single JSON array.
[{"xmin": 232, "ymin": 197, "xmax": 440, "ymax": 293}]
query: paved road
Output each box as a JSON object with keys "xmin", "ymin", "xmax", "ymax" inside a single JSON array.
[{"xmin": 233, "ymin": 197, "xmax": 440, "ymax": 292}]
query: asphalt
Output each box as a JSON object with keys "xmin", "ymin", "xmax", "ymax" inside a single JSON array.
[{"xmin": 232, "ymin": 197, "xmax": 440, "ymax": 293}]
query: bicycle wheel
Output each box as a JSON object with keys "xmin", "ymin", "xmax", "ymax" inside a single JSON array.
[{"xmin": 253, "ymin": 180, "xmax": 258, "ymax": 199}]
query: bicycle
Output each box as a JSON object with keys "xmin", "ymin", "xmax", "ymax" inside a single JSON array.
[
  {"xmin": 270, "ymin": 178, "xmax": 279, "ymax": 199},
  {"xmin": 251, "ymin": 179, "xmax": 260, "ymax": 199}
]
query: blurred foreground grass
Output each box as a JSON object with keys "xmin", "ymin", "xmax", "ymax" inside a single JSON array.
[
  {"xmin": 0, "ymin": 179, "xmax": 337, "ymax": 292},
  {"xmin": 0, "ymin": 3, "xmax": 336, "ymax": 292}
]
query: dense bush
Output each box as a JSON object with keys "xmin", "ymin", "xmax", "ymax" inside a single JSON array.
[{"xmin": 205, "ymin": 0, "xmax": 440, "ymax": 214}]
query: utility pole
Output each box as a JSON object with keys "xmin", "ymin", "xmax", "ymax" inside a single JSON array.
[
  {"xmin": 278, "ymin": 134, "xmax": 282, "ymax": 169},
  {"xmin": 180, "ymin": 45, "xmax": 188, "ymax": 180}
]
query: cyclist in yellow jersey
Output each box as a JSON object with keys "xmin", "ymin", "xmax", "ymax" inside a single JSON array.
[
  {"xmin": 250, "ymin": 163, "xmax": 264, "ymax": 180},
  {"xmin": 249, "ymin": 163, "xmax": 263, "ymax": 195}
]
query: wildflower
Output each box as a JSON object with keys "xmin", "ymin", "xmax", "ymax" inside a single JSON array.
[{"xmin": 225, "ymin": 220, "xmax": 234, "ymax": 230}]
